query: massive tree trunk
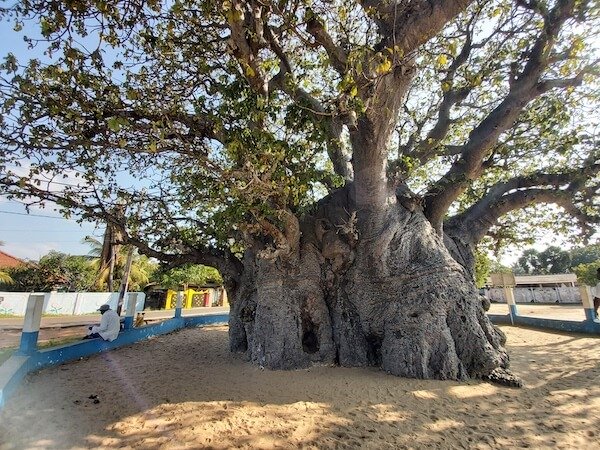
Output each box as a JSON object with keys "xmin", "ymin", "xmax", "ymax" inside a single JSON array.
[{"xmin": 229, "ymin": 185, "xmax": 518, "ymax": 384}]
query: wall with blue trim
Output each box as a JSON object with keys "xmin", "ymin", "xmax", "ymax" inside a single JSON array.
[
  {"xmin": 488, "ymin": 314, "xmax": 600, "ymax": 334},
  {"xmin": 3, "ymin": 310, "xmax": 600, "ymax": 408}
]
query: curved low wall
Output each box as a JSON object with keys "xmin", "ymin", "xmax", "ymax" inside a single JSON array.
[
  {"xmin": 0, "ymin": 313, "xmax": 228, "ymax": 408},
  {"xmin": 488, "ymin": 313, "xmax": 600, "ymax": 334},
  {"xmin": 0, "ymin": 291, "xmax": 146, "ymax": 316}
]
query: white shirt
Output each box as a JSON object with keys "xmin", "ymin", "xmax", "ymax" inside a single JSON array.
[
  {"xmin": 591, "ymin": 281, "xmax": 600, "ymax": 299},
  {"xmin": 91, "ymin": 309, "xmax": 120, "ymax": 341}
]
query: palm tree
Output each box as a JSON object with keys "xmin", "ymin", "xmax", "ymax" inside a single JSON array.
[
  {"xmin": 0, "ymin": 270, "xmax": 13, "ymax": 284},
  {"xmin": 84, "ymin": 235, "xmax": 156, "ymax": 291}
]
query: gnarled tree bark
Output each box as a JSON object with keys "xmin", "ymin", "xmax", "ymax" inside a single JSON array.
[{"xmin": 229, "ymin": 184, "xmax": 517, "ymax": 384}]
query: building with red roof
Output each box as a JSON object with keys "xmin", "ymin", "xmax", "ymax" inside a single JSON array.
[{"xmin": 0, "ymin": 250, "xmax": 24, "ymax": 268}]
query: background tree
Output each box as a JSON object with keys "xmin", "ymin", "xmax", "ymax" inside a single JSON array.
[
  {"xmin": 154, "ymin": 264, "xmax": 222, "ymax": 290},
  {"xmin": 515, "ymin": 246, "xmax": 572, "ymax": 274},
  {"xmin": 539, "ymin": 246, "xmax": 572, "ymax": 274},
  {"xmin": 515, "ymin": 249, "xmax": 542, "ymax": 274},
  {"xmin": 1, "ymin": 0, "xmax": 599, "ymax": 384},
  {"xmin": 570, "ymin": 244, "xmax": 600, "ymax": 267},
  {"xmin": 0, "ymin": 241, "xmax": 14, "ymax": 284},
  {"xmin": 0, "ymin": 271, "xmax": 13, "ymax": 285},
  {"xmin": 85, "ymin": 236, "xmax": 158, "ymax": 291},
  {"xmin": 572, "ymin": 261, "xmax": 600, "ymax": 285},
  {"xmin": 1, "ymin": 251, "xmax": 96, "ymax": 292},
  {"xmin": 514, "ymin": 242, "xmax": 599, "ymax": 274}
]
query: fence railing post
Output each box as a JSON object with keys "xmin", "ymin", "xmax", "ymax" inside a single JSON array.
[
  {"xmin": 123, "ymin": 293, "xmax": 137, "ymax": 329},
  {"xmin": 579, "ymin": 286, "xmax": 596, "ymax": 322},
  {"xmin": 504, "ymin": 286, "xmax": 517, "ymax": 325},
  {"xmin": 174, "ymin": 291, "xmax": 183, "ymax": 318},
  {"xmin": 18, "ymin": 294, "xmax": 45, "ymax": 355}
]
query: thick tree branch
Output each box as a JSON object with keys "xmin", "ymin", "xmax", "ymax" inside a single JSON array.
[
  {"xmin": 265, "ymin": 24, "xmax": 353, "ymax": 180},
  {"xmin": 423, "ymin": 0, "xmax": 578, "ymax": 231},
  {"xmin": 361, "ymin": 0, "xmax": 473, "ymax": 54},
  {"xmin": 350, "ymin": 1, "xmax": 473, "ymax": 209},
  {"xmin": 124, "ymin": 232, "xmax": 244, "ymax": 288},
  {"xmin": 0, "ymin": 175, "xmax": 244, "ymax": 286},
  {"xmin": 305, "ymin": 8, "xmax": 348, "ymax": 76},
  {"xmin": 226, "ymin": 0, "xmax": 269, "ymax": 95},
  {"xmin": 445, "ymin": 164, "xmax": 600, "ymax": 244}
]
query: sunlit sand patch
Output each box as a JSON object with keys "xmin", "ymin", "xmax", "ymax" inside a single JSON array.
[
  {"xmin": 3, "ymin": 325, "xmax": 600, "ymax": 449},
  {"xmin": 366, "ymin": 404, "xmax": 411, "ymax": 423},
  {"xmin": 96, "ymin": 400, "xmax": 349, "ymax": 449},
  {"xmin": 448, "ymin": 383, "xmax": 499, "ymax": 398},
  {"xmin": 427, "ymin": 418, "xmax": 464, "ymax": 432},
  {"xmin": 411, "ymin": 389, "xmax": 439, "ymax": 399}
]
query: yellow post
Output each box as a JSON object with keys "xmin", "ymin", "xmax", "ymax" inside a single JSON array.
[
  {"xmin": 220, "ymin": 288, "xmax": 229, "ymax": 307},
  {"xmin": 185, "ymin": 288, "xmax": 194, "ymax": 308},
  {"xmin": 166, "ymin": 290, "xmax": 176, "ymax": 309}
]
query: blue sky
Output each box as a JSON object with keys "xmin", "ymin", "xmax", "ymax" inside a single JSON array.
[
  {"xmin": 0, "ymin": 199, "xmax": 102, "ymax": 260},
  {"xmin": 0, "ymin": 14, "xmax": 103, "ymax": 260}
]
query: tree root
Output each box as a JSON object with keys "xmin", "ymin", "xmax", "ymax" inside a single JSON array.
[{"xmin": 481, "ymin": 367, "xmax": 523, "ymax": 388}]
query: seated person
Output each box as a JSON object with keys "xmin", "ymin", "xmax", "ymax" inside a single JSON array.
[{"xmin": 83, "ymin": 304, "xmax": 120, "ymax": 341}]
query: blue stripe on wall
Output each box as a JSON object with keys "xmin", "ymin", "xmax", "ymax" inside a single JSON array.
[{"xmin": 18, "ymin": 331, "xmax": 39, "ymax": 355}]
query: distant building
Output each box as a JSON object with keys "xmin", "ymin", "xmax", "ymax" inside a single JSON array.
[
  {"xmin": 487, "ymin": 273, "xmax": 577, "ymax": 288},
  {"xmin": 0, "ymin": 250, "xmax": 24, "ymax": 268},
  {"xmin": 485, "ymin": 273, "xmax": 580, "ymax": 304},
  {"xmin": 513, "ymin": 273, "xmax": 577, "ymax": 288}
]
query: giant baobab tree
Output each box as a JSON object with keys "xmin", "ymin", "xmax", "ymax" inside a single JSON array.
[{"xmin": 1, "ymin": 0, "xmax": 598, "ymax": 384}]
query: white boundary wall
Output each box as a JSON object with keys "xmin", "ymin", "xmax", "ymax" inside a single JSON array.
[
  {"xmin": 485, "ymin": 286, "xmax": 581, "ymax": 304},
  {"xmin": 0, "ymin": 291, "xmax": 145, "ymax": 316}
]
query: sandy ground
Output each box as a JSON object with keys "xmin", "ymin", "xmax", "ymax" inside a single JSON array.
[{"xmin": 1, "ymin": 325, "xmax": 599, "ymax": 450}]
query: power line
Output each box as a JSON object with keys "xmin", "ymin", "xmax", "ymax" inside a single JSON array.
[
  {"xmin": 3, "ymin": 240, "xmax": 90, "ymax": 243},
  {"xmin": 0, "ymin": 229, "xmax": 95, "ymax": 232},
  {"xmin": 0, "ymin": 209, "xmax": 72, "ymax": 219}
]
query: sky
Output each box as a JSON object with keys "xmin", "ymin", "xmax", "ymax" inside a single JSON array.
[
  {"xmin": 0, "ymin": 16, "xmax": 104, "ymax": 260},
  {"xmin": 0, "ymin": 199, "xmax": 103, "ymax": 260}
]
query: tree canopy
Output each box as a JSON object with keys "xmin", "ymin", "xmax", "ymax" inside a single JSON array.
[
  {"xmin": 0, "ymin": 0, "xmax": 598, "ymax": 275},
  {"xmin": 154, "ymin": 264, "xmax": 222, "ymax": 290},
  {"xmin": 513, "ymin": 243, "xmax": 599, "ymax": 274},
  {"xmin": 0, "ymin": 250, "xmax": 96, "ymax": 291}
]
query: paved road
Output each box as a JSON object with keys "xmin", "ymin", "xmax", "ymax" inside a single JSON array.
[
  {"xmin": 0, "ymin": 307, "xmax": 230, "ymax": 349},
  {"xmin": 0, "ymin": 306, "xmax": 230, "ymax": 330}
]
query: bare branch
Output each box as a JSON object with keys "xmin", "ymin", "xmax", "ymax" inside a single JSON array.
[
  {"xmin": 305, "ymin": 8, "xmax": 348, "ymax": 76},
  {"xmin": 423, "ymin": 0, "xmax": 579, "ymax": 231},
  {"xmin": 264, "ymin": 23, "xmax": 353, "ymax": 180},
  {"xmin": 445, "ymin": 164, "xmax": 600, "ymax": 243}
]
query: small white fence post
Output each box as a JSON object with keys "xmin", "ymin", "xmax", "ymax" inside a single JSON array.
[
  {"xmin": 579, "ymin": 286, "xmax": 596, "ymax": 322},
  {"xmin": 18, "ymin": 294, "xmax": 45, "ymax": 355},
  {"xmin": 123, "ymin": 293, "xmax": 138, "ymax": 329},
  {"xmin": 504, "ymin": 287, "xmax": 517, "ymax": 325}
]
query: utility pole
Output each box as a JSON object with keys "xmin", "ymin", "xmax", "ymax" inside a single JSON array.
[
  {"xmin": 116, "ymin": 245, "xmax": 135, "ymax": 315},
  {"xmin": 115, "ymin": 196, "xmax": 143, "ymax": 315}
]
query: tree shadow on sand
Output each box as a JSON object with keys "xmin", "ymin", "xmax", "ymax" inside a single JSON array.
[{"xmin": 1, "ymin": 326, "xmax": 599, "ymax": 449}]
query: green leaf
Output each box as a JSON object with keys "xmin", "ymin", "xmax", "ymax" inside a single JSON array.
[{"xmin": 107, "ymin": 117, "xmax": 121, "ymax": 132}]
